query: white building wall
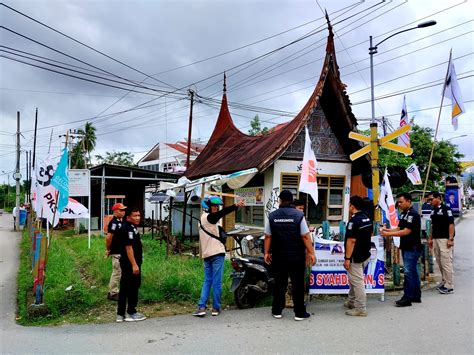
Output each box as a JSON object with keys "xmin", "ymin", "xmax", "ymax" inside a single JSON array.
[{"xmin": 261, "ymin": 159, "xmax": 352, "ymax": 232}]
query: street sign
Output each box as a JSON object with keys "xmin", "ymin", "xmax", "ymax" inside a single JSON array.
[{"xmin": 348, "ymin": 125, "xmax": 412, "ymax": 161}]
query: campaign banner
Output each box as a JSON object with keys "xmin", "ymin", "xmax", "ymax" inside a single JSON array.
[
  {"xmin": 234, "ymin": 187, "xmax": 264, "ymax": 206},
  {"xmin": 309, "ymin": 236, "xmax": 385, "ymax": 294},
  {"xmin": 445, "ymin": 187, "xmax": 460, "ymax": 216}
]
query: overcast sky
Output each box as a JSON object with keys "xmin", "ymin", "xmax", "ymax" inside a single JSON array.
[{"xmin": 1, "ymin": 0, "xmax": 473, "ymax": 183}]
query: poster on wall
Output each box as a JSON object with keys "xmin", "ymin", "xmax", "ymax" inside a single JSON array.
[
  {"xmin": 234, "ymin": 187, "xmax": 264, "ymax": 206},
  {"xmin": 309, "ymin": 236, "xmax": 385, "ymax": 294}
]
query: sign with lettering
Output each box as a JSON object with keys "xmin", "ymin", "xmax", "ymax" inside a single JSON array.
[
  {"xmin": 69, "ymin": 169, "xmax": 90, "ymax": 197},
  {"xmin": 235, "ymin": 187, "xmax": 264, "ymax": 206},
  {"xmin": 310, "ymin": 236, "xmax": 385, "ymax": 294}
]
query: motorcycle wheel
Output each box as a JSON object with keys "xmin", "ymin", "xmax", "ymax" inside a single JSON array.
[{"xmin": 234, "ymin": 282, "xmax": 256, "ymax": 309}]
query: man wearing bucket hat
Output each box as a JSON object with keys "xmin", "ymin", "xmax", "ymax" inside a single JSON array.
[
  {"xmin": 106, "ymin": 202, "xmax": 127, "ymax": 301},
  {"xmin": 193, "ymin": 195, "xmax": 245, "ymax": 317}
]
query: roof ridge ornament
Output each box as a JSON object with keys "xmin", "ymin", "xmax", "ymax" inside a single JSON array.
[{"xmin": 223, "ymin": 72, "xmax": 227, "ymax": 93}]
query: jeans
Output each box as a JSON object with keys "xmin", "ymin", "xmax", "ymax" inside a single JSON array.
[
  {"xmin": 402, "ymin": 249, "xmax": 421, "ymax": 301},
  {"xmin": 198, "ymin": 254, "xmax": 225, "ymax": 310},
  {"xmin": 272, "ymin": 259, "xmax": 306, "ymax": 317}
]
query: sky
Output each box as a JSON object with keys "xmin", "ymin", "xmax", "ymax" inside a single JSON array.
[{"xmin": 1, "ymin": 0, "xmax": 473, "ymax": 183}]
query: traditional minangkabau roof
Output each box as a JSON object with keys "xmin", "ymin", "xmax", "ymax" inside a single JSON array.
[
  {"xmin": 185, "ymin": 17, "xmax": 368, "ymax": 180},
  {"xmin": 139, "ymin": 141, "xmax": 205, "ymax": 164}
]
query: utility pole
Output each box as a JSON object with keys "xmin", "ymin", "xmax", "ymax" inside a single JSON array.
[
  {"xmin": 14, "ymin": 111, "xmax": 21, "ymax": 231},
  {"xmin": 182, "ymin": 89, "xmax": 195, "ymax": 242}
]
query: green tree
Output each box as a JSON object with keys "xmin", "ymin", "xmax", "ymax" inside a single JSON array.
[
  {"xmin": 95, "ymin": 151, "xmax": 135, "ymax": 166},
  {"xmin": 70, "ymin": 122, "xmax": 97, "ymax": 169},
  {"xmin": 248, "ymin": 115, "xmax": 268, "ymax": 136},
  {"xmin": 369, "ymin": 125, "xmax": 463, "ymax": 191}
]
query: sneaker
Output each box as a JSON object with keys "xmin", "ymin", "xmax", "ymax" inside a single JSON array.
[
  {"xmin": 345, "ymin": 308, "xmax": 368, "ymax": 317},
  {"xmin": 411, "ymin": 298, "xmax": 422, "ymax": 303},
  {"xmin": 107, "ymin": 293, "xmax": 119, "ymax": 301},
  {"xmin": 435, "ymin": 283, "xmax": 445, "ymax": 290},
  {"xmin": 272, "ymin": 313, "xmax": 283, "ymax": 319},
  {"xmin": 211, "ymin": 309, "xmax": 220, "ymax": 316},
  {"xmin": 395, "ymin": 298, "xmax": 412, "ymax": 307},
  {"xmin": 192, "ymin": 308, "xmax": 206, "ymax": 317},
  {"xmin": 125, "ymin": 312, "xmax": 146, "ymax": 322},
  {"xmin": 294, "ymin": 312, "xmax": 311, "ymax": 321},
  {"xmin": 343, "ymin": 300, "xmax": 355, "ymax": 309},
  {"xmin": 438, "ymin": 286, "xmax": 454, "ymax": 294},
  {"xmin": 116, "ymin": 315, "xmax": 124, "ymax": 323}
]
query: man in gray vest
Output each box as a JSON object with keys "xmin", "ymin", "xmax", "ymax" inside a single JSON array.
[{"xmin": 264, "ymin": 190, "xmax": 316, "ymax": 321}]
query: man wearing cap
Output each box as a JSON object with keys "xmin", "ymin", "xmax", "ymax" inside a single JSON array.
[
  {"xmin": 106, "ymin": 202, "xmax": 127, "ymax": 301},
  {"xmin": 264, "ymin": 190, "xmax": 316, "ymax": 321}
]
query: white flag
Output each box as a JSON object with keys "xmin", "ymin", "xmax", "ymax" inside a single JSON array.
[
  {"xmin": 299, "ymin": 126, "xmax": 318, "ymax": 204},
  {"xmin": 60, "ymin": 198, "xmax": 89, "ymax": 219},
  {"xmin": 443, "ymin": 53, "xmax": 465, "ymax": 130},
  {"xmin": 397, "ymin": 96, "xmax": 410, "ymax": 152},
  {"xmin": 378, "ymin": 170, "xmax": 400, "ymax": 247},
  {"xmin": 36, "ymin": 155, "xmax": 60, "ymax": 227},
  {"xmin": 405, "ymin": 163, "xmax": 422, "ymax": 185}
]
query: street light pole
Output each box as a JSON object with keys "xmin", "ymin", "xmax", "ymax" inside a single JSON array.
[{"xmin": 368, "ymin": 20, "xmax": 436, "ymax": 223}]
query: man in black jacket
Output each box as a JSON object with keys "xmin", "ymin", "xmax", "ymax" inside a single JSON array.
[{"xmin": 264, "ymin": 190, "xmax": 316, "ymax": 321}]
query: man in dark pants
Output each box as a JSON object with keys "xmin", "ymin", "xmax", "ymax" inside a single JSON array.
[
  {"xmin": 264, "ymin": 190, "xmax": 316, "ymax": 321},
  {"xmin": 344, "ymin": 196, "xmax": 372, "ymax": 317},
  {"xmin": 381, "ymin": 192, "xmax": 422, "ymax": 307},
  {"xmin": 116, "ymin": 207, "xmax": 146, "ymax": 323}
]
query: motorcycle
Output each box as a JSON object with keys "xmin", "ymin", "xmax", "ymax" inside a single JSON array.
[{"xmin": 230, "ymin": 235, "xmax": 274, "ymax": 309}]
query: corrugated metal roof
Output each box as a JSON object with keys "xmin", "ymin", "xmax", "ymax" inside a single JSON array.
[{"xmin": 185, "ymin": 18, "xmax": 366, "ymax": 180}]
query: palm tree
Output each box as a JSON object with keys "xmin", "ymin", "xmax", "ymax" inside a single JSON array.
[{"xmin": 79, "ymin": 122, "xmax": 97, "ymax": 168}]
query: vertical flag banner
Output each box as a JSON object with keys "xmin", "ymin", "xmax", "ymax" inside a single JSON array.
[
  {"xmin": 397, "ymin": 96, "xmax": 410, "ymax": 153},
  {"xmin": 30, "ymin": 168, "xmax": 38, "ymax": 213},
  {"xmin": 36, "ymin": 155, "xmax": 60, "ymax": 226},
  {"xmin": 379, "ymin": 170, "xmax": 400, "ymax": 247},
  {"xmin": 299, "ymin": 126, "xmax": 318, "ymax": 205},
  {"xmin": 51, "ymin": 148, "xmax": 69, "ymax": 213},
  {"xmin": 405, "ymin": 163, "xmax": 422, "ymax": 185},
  {"xmin": 443, "ymin": 54, "xmax": 465, "ymax": 130}
]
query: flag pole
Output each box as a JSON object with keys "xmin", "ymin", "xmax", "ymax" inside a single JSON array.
[{"xmin": 421, "ymin": 50, "xmax": 452, "ymax": 200}]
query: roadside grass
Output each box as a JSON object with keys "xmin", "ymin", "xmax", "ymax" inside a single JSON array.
[{"xmin": 16, "ymin": 229, "xmax": 236, "ymax": 326}]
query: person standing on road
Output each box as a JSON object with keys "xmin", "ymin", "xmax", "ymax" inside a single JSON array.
[
  {"xmin": 429, "ymin": 191, "xmax": 455, "ymax": 294},
  {"xmin": 264, "ymin": 190, "xmax": 316, "ymax": 321},
  {"xmin": 12, "ymin": 205, "xmax": 18, "ymax": 231},
  {"xmin": 193, "ymin": 196, "xmax": 246, "ymax": 318},
  {"xmin": 116, "ymin": 207, "xmax": 146, "ymax": 323},
  {"xmin": 343, "ymin": 195, "xmax": 372, "ymax": 317},
  {"xmin": 105, "ymin": 203, "xmax": 127, "ymax": 301},
  {"xmin": 381, "ymin": 192, "xmax": 422, "ymax": 307}
]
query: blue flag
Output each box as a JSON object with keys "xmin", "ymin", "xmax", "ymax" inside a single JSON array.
[{"xmin": 51, "ymin": 148, "xmax": 69, "ymax": 213}]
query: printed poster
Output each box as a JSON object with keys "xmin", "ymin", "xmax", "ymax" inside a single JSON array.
[{"xmin": 309, "ymin": 236, "xmax": 385, "ymax": 294}]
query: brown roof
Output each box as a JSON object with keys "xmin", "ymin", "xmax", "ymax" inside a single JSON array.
[{"xmin": 186, "ymin": 19, "xmax": 366, "ymax": 180}]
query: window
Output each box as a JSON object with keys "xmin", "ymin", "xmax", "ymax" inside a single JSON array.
[
  {"xmin": 161, "ymin": 162, "xmax": 178, "ymax": 172},
  {"xmin": 280, "ymin": 173, "xmax": 345, "ymax": 225}
]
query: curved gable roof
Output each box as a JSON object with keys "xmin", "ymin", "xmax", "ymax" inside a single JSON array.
[{"xmin": 186, "ymin": 20, "xmax": 364, "ymax": 180}]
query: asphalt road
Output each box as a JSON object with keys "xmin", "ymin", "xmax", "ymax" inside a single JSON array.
[{"xmin": 0, "ymin": 211, "xmax": 473, "ymax": 354}]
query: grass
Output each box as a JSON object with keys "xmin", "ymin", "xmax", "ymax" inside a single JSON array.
[{"xmin": 16, "ymin": 229, "xmax": 238, "ymax": 326}]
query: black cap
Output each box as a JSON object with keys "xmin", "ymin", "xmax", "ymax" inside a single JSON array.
[{"xmin": 279, "ymin": 190, "xmax": 294, "ymax": 202}]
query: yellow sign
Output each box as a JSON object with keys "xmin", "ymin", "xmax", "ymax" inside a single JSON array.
[{"xmin": 348, "ymin": 125, "xmax": 412, "ymax": 161}]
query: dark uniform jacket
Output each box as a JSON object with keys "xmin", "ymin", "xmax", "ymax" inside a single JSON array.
[
  {"xmin": 118, "ymin": 221, "xmax": 142, "ymax": 269},
  {"xmin": 430, "ymin": 204, "xmax": 455, "ymax": 239},
  {"xmin": 107, "ymin": 216, "xmax": 123, "ymax": 255},
  {"xmin": 345, "ymin": 211, "xmax": 372, "ymax": 263},
  {"xmin": 268, "ymin": 205, "xmax": 305, "ymax": 262},
  {"xmin": 398, "ymin": 206, "xmax": 421, "ymax": 251}
]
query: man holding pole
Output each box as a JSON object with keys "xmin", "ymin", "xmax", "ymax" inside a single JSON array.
[{"xmin": 381, "ymin": 192, "xmax": 422, "ymax": 307}]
